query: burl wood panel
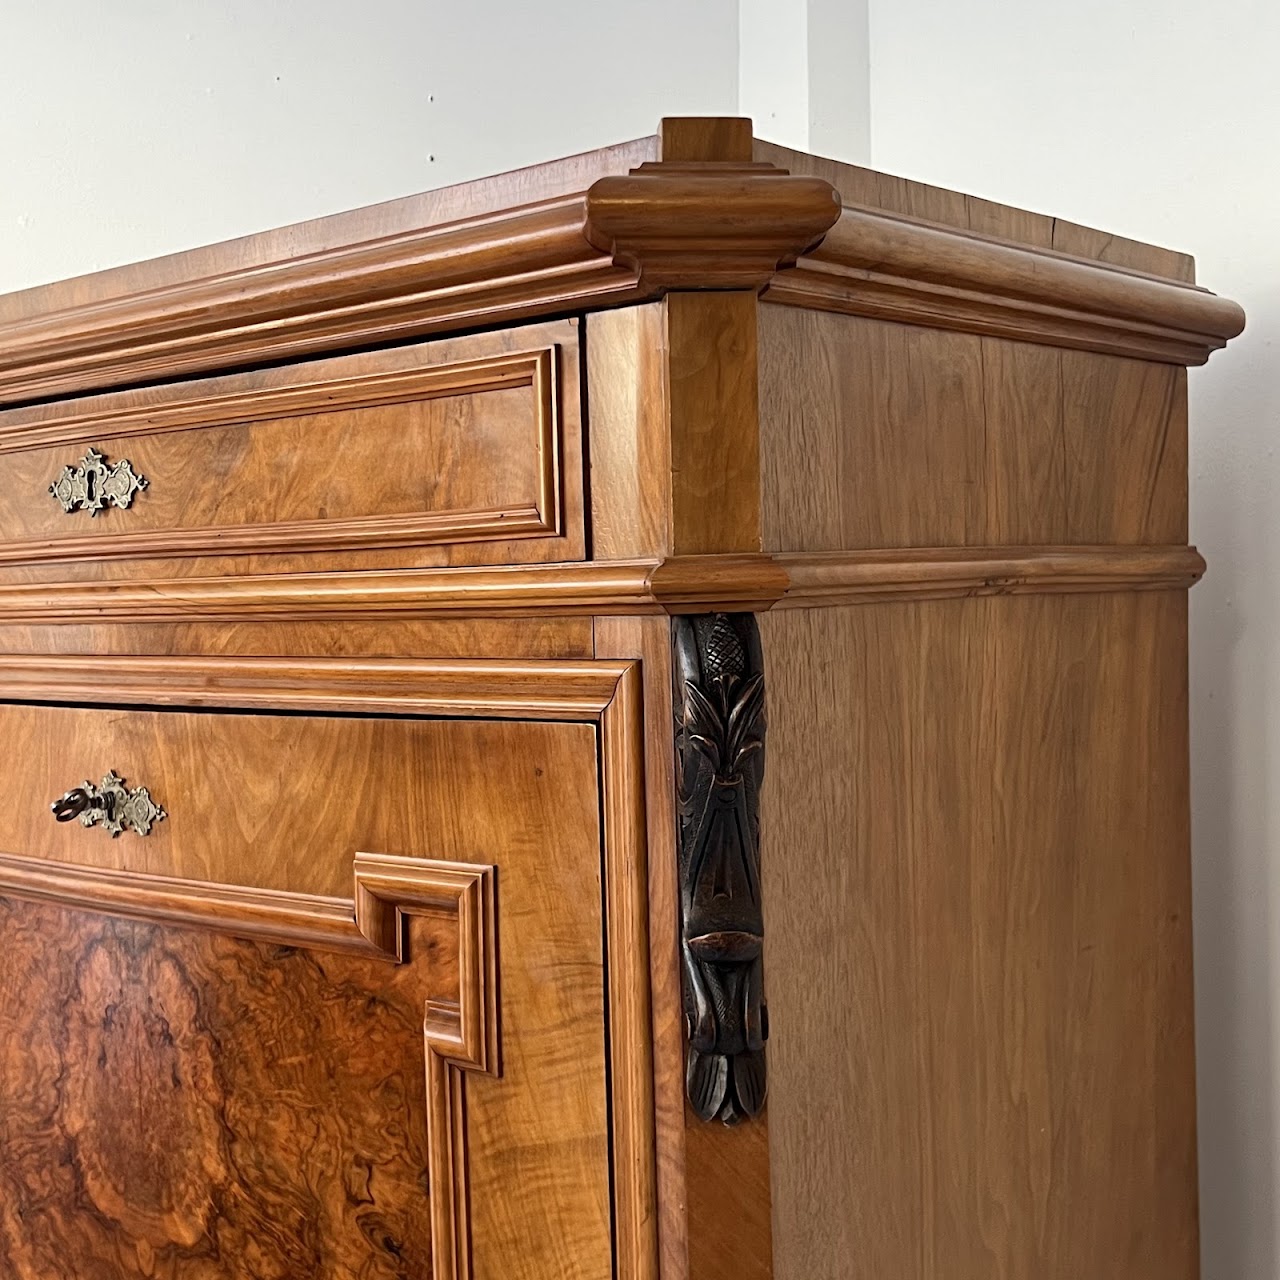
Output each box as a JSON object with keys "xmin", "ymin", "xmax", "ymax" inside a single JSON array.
[
  {"xmin": 0, "ymin": 713, "xmax": 613, "ymax": 1277},
  {"xmin": 758, "ymin": 306, "xmax": 1187, "ymax": 551},
  {"xmin": 758, "ymin": 594, "xmax": 1197, "ymax": 1280},
  {"xmin": 0, "ymin": 902, "xmax": 436, "ymax": 1280}
]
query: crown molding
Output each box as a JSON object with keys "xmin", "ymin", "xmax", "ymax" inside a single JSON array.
[
  {"xmin": 765, "ymin": 205, "xmax": 1245, "ymax": 365},
  {"xmin": 0, "ymin": 148, "xmax": 1241, "ymax": 404}
]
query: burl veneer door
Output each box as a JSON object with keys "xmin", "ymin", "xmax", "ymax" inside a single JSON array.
[{"xmin": 0, "ymin": 658, "xmax": 652, "ymax": 1280}]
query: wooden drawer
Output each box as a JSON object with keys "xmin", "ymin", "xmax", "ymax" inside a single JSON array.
[
  {"xmin": 0, "ymin": 320, "xmax": 582, "ymax": 578},
  {"xmin": 0, "ymin": 657, "xmax": 654, "ymax": 1280}
]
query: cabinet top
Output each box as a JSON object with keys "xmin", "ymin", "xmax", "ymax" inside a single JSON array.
[{"xmin": 0, "ymin": 117, "xmax": 1244, "ymax": 405}]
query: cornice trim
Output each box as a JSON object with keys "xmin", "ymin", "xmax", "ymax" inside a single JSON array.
[
  {"xmin": 0, "ymin": 155, "xmax": 1241, "ymax": 404},
  {"xmin": 765, "ymin": 205, "xmax": 1245, "ymax": 365}
]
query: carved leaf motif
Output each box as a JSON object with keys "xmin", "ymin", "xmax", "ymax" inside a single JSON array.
[{"xmin": 674, "ymin": 613, "xmax": 769, "ymax": 1125}]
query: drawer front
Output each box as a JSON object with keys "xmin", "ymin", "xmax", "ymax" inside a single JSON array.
[
  {"xmin": 0, "ymin": 662, "xmax": 649, "ymax": 1280},
  {"xmin": 0, "ymin": 320, "xmax": 582, "ymax": 576}
]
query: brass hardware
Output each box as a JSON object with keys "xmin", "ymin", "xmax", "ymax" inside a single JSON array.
[
  {"xmin": 49, "ymin": 448, "xmax": 148, "ymax": 516},
  {"xmin": 50, "ymin": 771, "xmax": 166, "ymax": 837}
]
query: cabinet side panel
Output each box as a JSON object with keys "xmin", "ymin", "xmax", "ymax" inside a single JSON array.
[
  {"xmin": 759, "ymin": 594, "xmax": 1197, "ymax": 1280},
  {"xmin": 758, "ymin": 306, "xmax": 1188, "ymax": 551}
]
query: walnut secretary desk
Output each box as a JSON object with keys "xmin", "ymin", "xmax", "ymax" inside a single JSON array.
[{"xmin": 0, "ymin": 118, "xmax": 1243, "ymax": 1279}]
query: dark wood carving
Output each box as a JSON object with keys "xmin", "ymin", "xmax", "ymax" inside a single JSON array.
[{"xmin": 673, "ymin": 612, "xmax": 768, "ymax": 1124}]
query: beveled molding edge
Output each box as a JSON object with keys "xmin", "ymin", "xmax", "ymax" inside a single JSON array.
[
  {"xmin": 0, "ymin": 346, "xmax": 556, "ymax": 455},
  {"xmin": 0, "ymin": 850, "xmax": 497, "ymax": 1280},
  {"xmin": 0, "ymin": 155, "xmax": 1241, "ymax": 403},
  {"xmin": 0, "ymin": 345, "xmax": 563, "ymax": 568},
  {"xmin": 765, "ymin": 205, "xmax": 1245, "ymax": 366},
  {"xmin": 0, "ymin": 545, "xmax": 1206, "ymax": 624}
]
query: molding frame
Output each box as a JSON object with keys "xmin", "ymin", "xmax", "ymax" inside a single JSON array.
[
  {"xmin": 0, "ymin": 545, "xmax": 1207, "ymax": 625},
  {"xmin": 0, "ymin": 346, "xmax": 563, "ymax": 567},
  {"xmin": 0, "ymin": 657, "xmax": 658, "ymax": 1280},
  {"xmin": 0, "ymin": 849, "xmax": 496, "ymax": 1280}
]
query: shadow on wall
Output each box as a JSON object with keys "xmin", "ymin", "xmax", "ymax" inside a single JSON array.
[{"xmin": 1190, "ymin": 279, "xmax": 1280, "ymax": 1280}]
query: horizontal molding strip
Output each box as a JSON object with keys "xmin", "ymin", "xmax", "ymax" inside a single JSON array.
[
  {"xmin": 0, "ymin": 653, "xmax": 630, "ymax": 719},
  {"xmin": 0, "ymin": 195, "xmax": 639, "ymax": 405},
  {"xmin": 0, "ymin": 164, "xmax": 1241, "ymax": 404},
  {"xmin": 0, "ymin": 853, "xmax": 497, "ymax": 1065},
  {"xmin": 0, "ymin": 849, "xmax": 378, "ymax": 956},
  {"xmin": 0, "ymin": 546, "xmax": 1205, "ymax": 625},
  {"xmin": 765, "ymin": 206, "xmax": 1245, "ymax": 366},
  {"xmin": 0, "ymin": 348, "xmax": 554, "ymax": 455},
  {"xmin": 0, "ymin": 506, "xmax": 557, "ymax": 568},
  {"xmin": 773, "ymin": 545, "xmax": 1207, "ymax": 607}
]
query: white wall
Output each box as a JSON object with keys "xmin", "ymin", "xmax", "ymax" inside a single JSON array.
[
  {"xmin": 0, "ymin": 0, "xmax": 742, "ymax": 293},
  {"xmin": 0, "ymin": 0, "xmax": 876, "ymax": 296},
  {"xmin": 0, "ymin": 0, "xmax": 873, "ymax": 295},
  {"xmin": 868, "ymin": 3, "xmax": 1280, "ymax": 1276}
]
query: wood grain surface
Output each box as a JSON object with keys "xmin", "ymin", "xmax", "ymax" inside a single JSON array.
[
  {"xmin": 0, "ymin": 705, "xmax": 615, "ymax": 1278},
  {"xmin": 594, "ymin": 617, "xmax": 774, "ymax": 1280},
  {"xmin": 0, "ymin": 321, "xmax": 582, "ymax": 579},
  {"xmin": 759, "ymin": 594, "xmax": 1198, "ymax": 1279},
  {"xmin": 758, "ymin": 307, "xmax": 1191, "ymax": 551},
  {"xmin": 0, "ymin": 704, "xmax": 595, "ymax": 895}
]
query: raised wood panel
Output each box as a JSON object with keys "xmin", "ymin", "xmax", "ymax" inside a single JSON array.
[
  {"xmin": 758, "ymin": 594, "xmax": 1197, "ymax": 1280},
  {"xmin": 0, "ymin": 711, "xmax": 614, "ymax": 1280},
  {"xmin": 0, "ymin": 901, "xmax": 441, "ymax": 1279},
  {"xmin": 0, "ymin": 656, "xmax": 661, "ymax": 1280},
  {"xmin": 758, "ymin": 306, "xmax": 1189, "ymax": 551},
  {"xmin": 0, "ymin": 322, "xmax": 581, "ymax": 573}
]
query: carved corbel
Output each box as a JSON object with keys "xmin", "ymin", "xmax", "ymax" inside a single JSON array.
[
  {"xmin": 673, "ymin": 613, "xmax": 768, "ymax": 1124},
  {"xmin": 585, "ymin": 161, "xmax": 841, "ymax": 290}
]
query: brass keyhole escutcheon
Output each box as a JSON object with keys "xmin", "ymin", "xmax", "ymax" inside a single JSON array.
[
  {"xmin": 50, "ymin": 772, "xmax": 166, "ymax": 838},
  {"xmin": 49, "ymin": 448, "xmax": 148, "ymax": 517}
]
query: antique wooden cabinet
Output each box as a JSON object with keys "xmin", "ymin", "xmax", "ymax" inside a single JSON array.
[{"xmin": 0, "ymin": 118, "xmax": 1244, "ymax": 1279}]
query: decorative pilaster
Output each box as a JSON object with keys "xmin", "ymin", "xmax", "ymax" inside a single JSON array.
[{"xmin": 673, "ymin": 613, "xmax": 768, "ymax": 1124}]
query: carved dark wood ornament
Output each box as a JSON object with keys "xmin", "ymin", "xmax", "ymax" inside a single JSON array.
[{"xmin": 673, "ymin": 612, "xmax": 768, "ymax": 1124}]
